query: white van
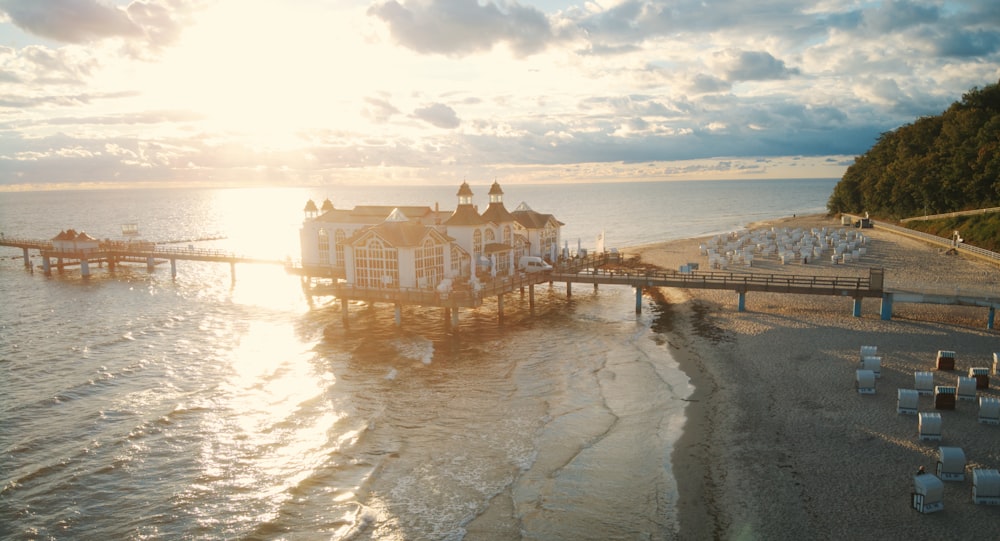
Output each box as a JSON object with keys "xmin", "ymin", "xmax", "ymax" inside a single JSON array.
[{"xmin": 518, "ymin": 256, "xmax": 552, "ymax": 273}]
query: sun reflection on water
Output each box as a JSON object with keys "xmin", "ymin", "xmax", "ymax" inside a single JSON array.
[{"xmin": 188, "ymin": 319, "xmax": 341, "ymax": 531}]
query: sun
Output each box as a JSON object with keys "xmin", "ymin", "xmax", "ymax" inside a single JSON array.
[{"xmin": 136, "ymin": 1, "xmax": 386, "ymax": 150}]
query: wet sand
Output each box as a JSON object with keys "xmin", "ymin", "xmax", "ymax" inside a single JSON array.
[{"xmin": 631, "ymin": 214, "xmax": 1000, "ymax": 539}]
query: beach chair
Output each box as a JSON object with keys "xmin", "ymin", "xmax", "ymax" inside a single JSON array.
[
  {"xmin": 972, "ymin": 469, "xmax": 1000, "ymax": 505},
  {"xmin": 934, "ymin": 386, "xmax": 956, "ymax": 410},
  {"xmin": 936, "ymin": 447, "xmax": 966, "ymax": 481},
  {"xmin": 956, "ymin": 376, "xmax": 977, "ymax": 401},
  {"xmin": 897, "ymin": 389, "xmax": 919, "ymax": 415},
  {"xmin": 913, "ymin": 371, "xmax": 934, "ymax": 396},
  {"xmin": 855, "ymin": 369, "xmax": 876, "ymax": 394},
  {"xmin": 911, "ymin": 473, "xmax": 944, "ymax": 513},
  {"xmin": 919, "ymin": 412, "xmax": 942, "ymax": 441},
  {"xmin": 860, "ymin": 345, "xmax": 877, "ymax": 360},
  {"xmin": 861, "ymin": 356, "xmax": 881, "ymax": 378},
  {"xmin": 914, "ymin": 371, "xmax": 934, "ymax": 396},
  {"xmin": 936, "ymin": 350, "xmax": 955, "ymax": 371},
  {"xmin": 979, "ymin": 397, "xmax": 1000, "ymax": 425},
  {"xmin": 968, "ymin": 367, "xmax": 990, "ymax": 390}
]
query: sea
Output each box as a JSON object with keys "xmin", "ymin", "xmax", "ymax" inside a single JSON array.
[{"xmin": 0, "ymin": 178, "xmax": 836, "ymax": 540}]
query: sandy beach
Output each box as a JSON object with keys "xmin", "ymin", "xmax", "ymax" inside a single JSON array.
[{"xmin": 631, "ymin": 214, "xmax": 1000, "ymax": 539}]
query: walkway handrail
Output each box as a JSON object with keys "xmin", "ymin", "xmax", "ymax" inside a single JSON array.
[{"xmin": 858, "ymin": 218, "xmax": 1000, "ymax": 267}]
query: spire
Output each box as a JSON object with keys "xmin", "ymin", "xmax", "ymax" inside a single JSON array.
[
  {"xmin": 321, "ymin": 198, "xmax": 334, "ymax": 212},
  {"xmin": 488, "ymin": 180, "xmax": 503, "ymax": 204},
  {"xmin": 456, "ymin": 181, "xmax": 474, "ymax": 206}
]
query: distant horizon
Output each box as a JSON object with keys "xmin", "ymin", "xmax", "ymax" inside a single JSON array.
[{"xmin": 0, "ymin": 172, "xmax": 842, "ymax": 194}]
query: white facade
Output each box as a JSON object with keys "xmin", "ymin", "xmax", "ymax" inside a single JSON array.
[{"xmin": 298, "ymin": 182, "xmax": 562, "ymax": 290}]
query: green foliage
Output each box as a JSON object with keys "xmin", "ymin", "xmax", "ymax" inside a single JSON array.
[
  {"xmin": 905, "ymin": 213, "xmax": 1000, "ymax": 252},
  {"xmin": 828, "ymin": 80, "xmax": 1000, "ymax": 220}
]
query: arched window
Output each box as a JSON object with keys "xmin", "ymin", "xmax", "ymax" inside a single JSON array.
[
  {"xmin": 354, "ymin": 237, "xmax": 398, "ymax": 288},
  {"xmin": 503, "ymin": 225, "xmax": 511, "ymax": 245},
  {"xmin": 415, "ymin": 238, "xmax": 443, "ymax": 288},
  {"xmin": 473, "ymin": 229, "xmax": 482, "ymax": 256},
  {"xmin": 318, "ymin": 229, "xmax": 329, "ymax": 263}
]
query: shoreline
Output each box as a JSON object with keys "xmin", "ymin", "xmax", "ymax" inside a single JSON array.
[{"xmin": 630, "ymin": 213, "xmax": 1000, "ymax": 539}]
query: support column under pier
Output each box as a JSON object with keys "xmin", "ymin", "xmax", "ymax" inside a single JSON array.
[
  {"xmin": 171, "ymin": 259, "xmax": 177, "ymax": 279},
  {"xmin": 22, "ymin": 247, "xmax": 29, "ymax": 268},
  {"xmin": 988, "ymin": 307, "xmax": 995, "ymax": 330},
  {"xmin": 146, "ymin": 256, "xmax": 155, "ymax": 273},
  {"xmin": 566, "ymin": 281, "xmax": 572, "ymax": 298},
  {"xmin": 497, "ymin": 295, "xmax": 504, "ymax": 324},
  {"xmin": 635, "ymin": 286, "xmax": 643, "ymax": 314},
  {"xmin": 42, "ymin": 256, "xmax": 50, "ymax": 276},
  {"xmin": 852, "ymin": 298, "xmax": 862, "ymax": 317},
  {"xmin": 451, "ymin": 307, "xmax": 460, "ymax": 328},
  {"xmin": 80, "ymin": 257, "xmax": 90, "ymax": 277},
  {"xmin": 230, "ymin": 262, "xmax": 236, "ymax": 285},
  {"xmin": 737, "ymin": 291, "xmax": 746, "ymax": 312},
  {"xmin": 394, "ymin": 302, "xmax": 402, "ymax": 327},
  {"xmin": 529, "ymin": 284, "xmax": 535, "ymax": 315},
  {"xmin": 880, "ymin": 293, "xmax": 893, "ymax": 321}
]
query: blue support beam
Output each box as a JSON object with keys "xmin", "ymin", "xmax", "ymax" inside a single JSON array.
[{"xmin": 880, "ymin": 293, "xmax": 893, "ymax": 321}]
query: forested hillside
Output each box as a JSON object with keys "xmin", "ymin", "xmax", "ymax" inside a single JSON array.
[{"xmin": 827, "ymin": 80, "xmax": 1000, "ymax": 220}]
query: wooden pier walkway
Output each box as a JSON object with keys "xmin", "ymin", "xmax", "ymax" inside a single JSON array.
[
  {"xmin": 0, "ymin": 236, "xmax": 285, "ymax": 282},
  {"xmin": 4, "ymin": 237, "xmax": 996, "ymax": 329}
]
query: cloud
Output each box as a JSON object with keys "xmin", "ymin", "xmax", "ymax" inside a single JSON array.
[
  {"xmin": 714, "ymin": 49, "xmax": 800, "ymax": 82},
  {"xmin": 0, "ymin": 0, "xmax": 197, "ymax": 56},
  {"xmin": 412, "ymin": 102, "xmax": 460, "ymax": 129},
  {"xmin": 367, "ymin": 0, "xmax": 555, "ymax": 57},
  {"xmin": 0, "ymin": 0, "xmax": 141, "ymax": 43},
  {"xmin": 362, "ymin": 96, "xmax": 402, "ymax": 123}
]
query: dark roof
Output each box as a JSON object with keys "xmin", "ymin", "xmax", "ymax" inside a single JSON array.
[
  {"xmin": 316, "ymin": 205, "xmax": 445, "ymax": 225},
  {"xmin": 320, "ymin": 198, "xmax": 335, "ymax": 212},
  {"xmin": 512, "ymin": 209, "xmax": 563, "ymax": 229},
  {"xmin": 481, "ymin": 203, "xmax": 514, "ymax": 224},
  {"xmin": 456, "ymin": 181, "xmax": 474, "ymax": 197},
  {"xmin": 347, "ymin": 221, "xmax": 452, "ymax": 248},
  {"xmin": 488, "ymin": 181, "xmax": 503, "ymax": 196},
  {"xmin": 484, "ymin": 242, "xmax": 511, "ymax": 254},
  {"xmin": 304, "ymin": 199, "xmax": 318, "ymax": 212},
  {"xmin": 444, "ymin": 204, "xmax": 486, "ymax": 226}
]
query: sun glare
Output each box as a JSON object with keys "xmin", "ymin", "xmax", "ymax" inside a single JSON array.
[{"xmin": 139, "ymin": 1, "xmax": 383, "ymax": 149}]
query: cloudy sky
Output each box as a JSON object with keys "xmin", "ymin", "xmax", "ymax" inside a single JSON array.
[{"xmin": 0, "ymin": 0, "xmax": 996, "ymax": 189}]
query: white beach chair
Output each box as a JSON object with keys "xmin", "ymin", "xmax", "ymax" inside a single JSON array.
[
  {"xmin": 956, "ymin": 376, "xmax": 977, "ymax": 401},
  {"xmin": 936, "ymin": 447, "xmax": 966, "ymax": 481},
  {"xmin": 911, "ymin": 473, "xmax": 944, "ymax": 513},
  {"xmin": 979, "ymin": 397, "xmax": 1000, "ymax": 425},
  {"xmin": 856, "ymin": 369, "xmax": 876, "ymax": 394},
  {"xmin": 860, "ymin": 345, "xmax": 877, "ymax": 359},
  {"xmin": 897, "ymin": 389, "xmax": 919, "ymax": 415},
  {"xmin": 919, "ymin": 412, "xmax": 942, "ymax": 441},
  {"xmin": 914, "ymin": 371, "xmax": 934, "ymax": 395},
  {"xmin": 972, "ymin": 469, "xmax": 1000, "ymax": 505},
  {"xmin": 861, "ymin": 356, "xmax": 881, "ymax": 378}
]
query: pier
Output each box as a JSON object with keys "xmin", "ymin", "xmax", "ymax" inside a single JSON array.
[
  {"xmin": 4, "ymin": 236, "xmax": 997, "ymax": 330},
  {"xmin": 0, "ymin": 236, "xmax": 285, "ymax": 283}
]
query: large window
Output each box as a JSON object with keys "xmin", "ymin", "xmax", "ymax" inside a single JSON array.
[
  {"xmin": 334, "ymin": 229, "xmax": 346, "ymax": 267},
  {"xmin": 503, "ymin": 225, "xmax": 511, "ymax": 245},
  {"xmin": 354, "ymin": 238, "xmax": 398, "ymax": 288},
  {"xmin": 451, "ymin": 245, "xmax": 462, "ymax": 276},
  {"xmin": 473, "ymin": 229, "xmax": 482, "ymax": 257},
  {"xmin": 415, "ymin": 239, "xmax": 444, "ymax": 288},
  {"xmin": 318, "ymin": 229, "xmax": 329, "ymax": 263}
]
